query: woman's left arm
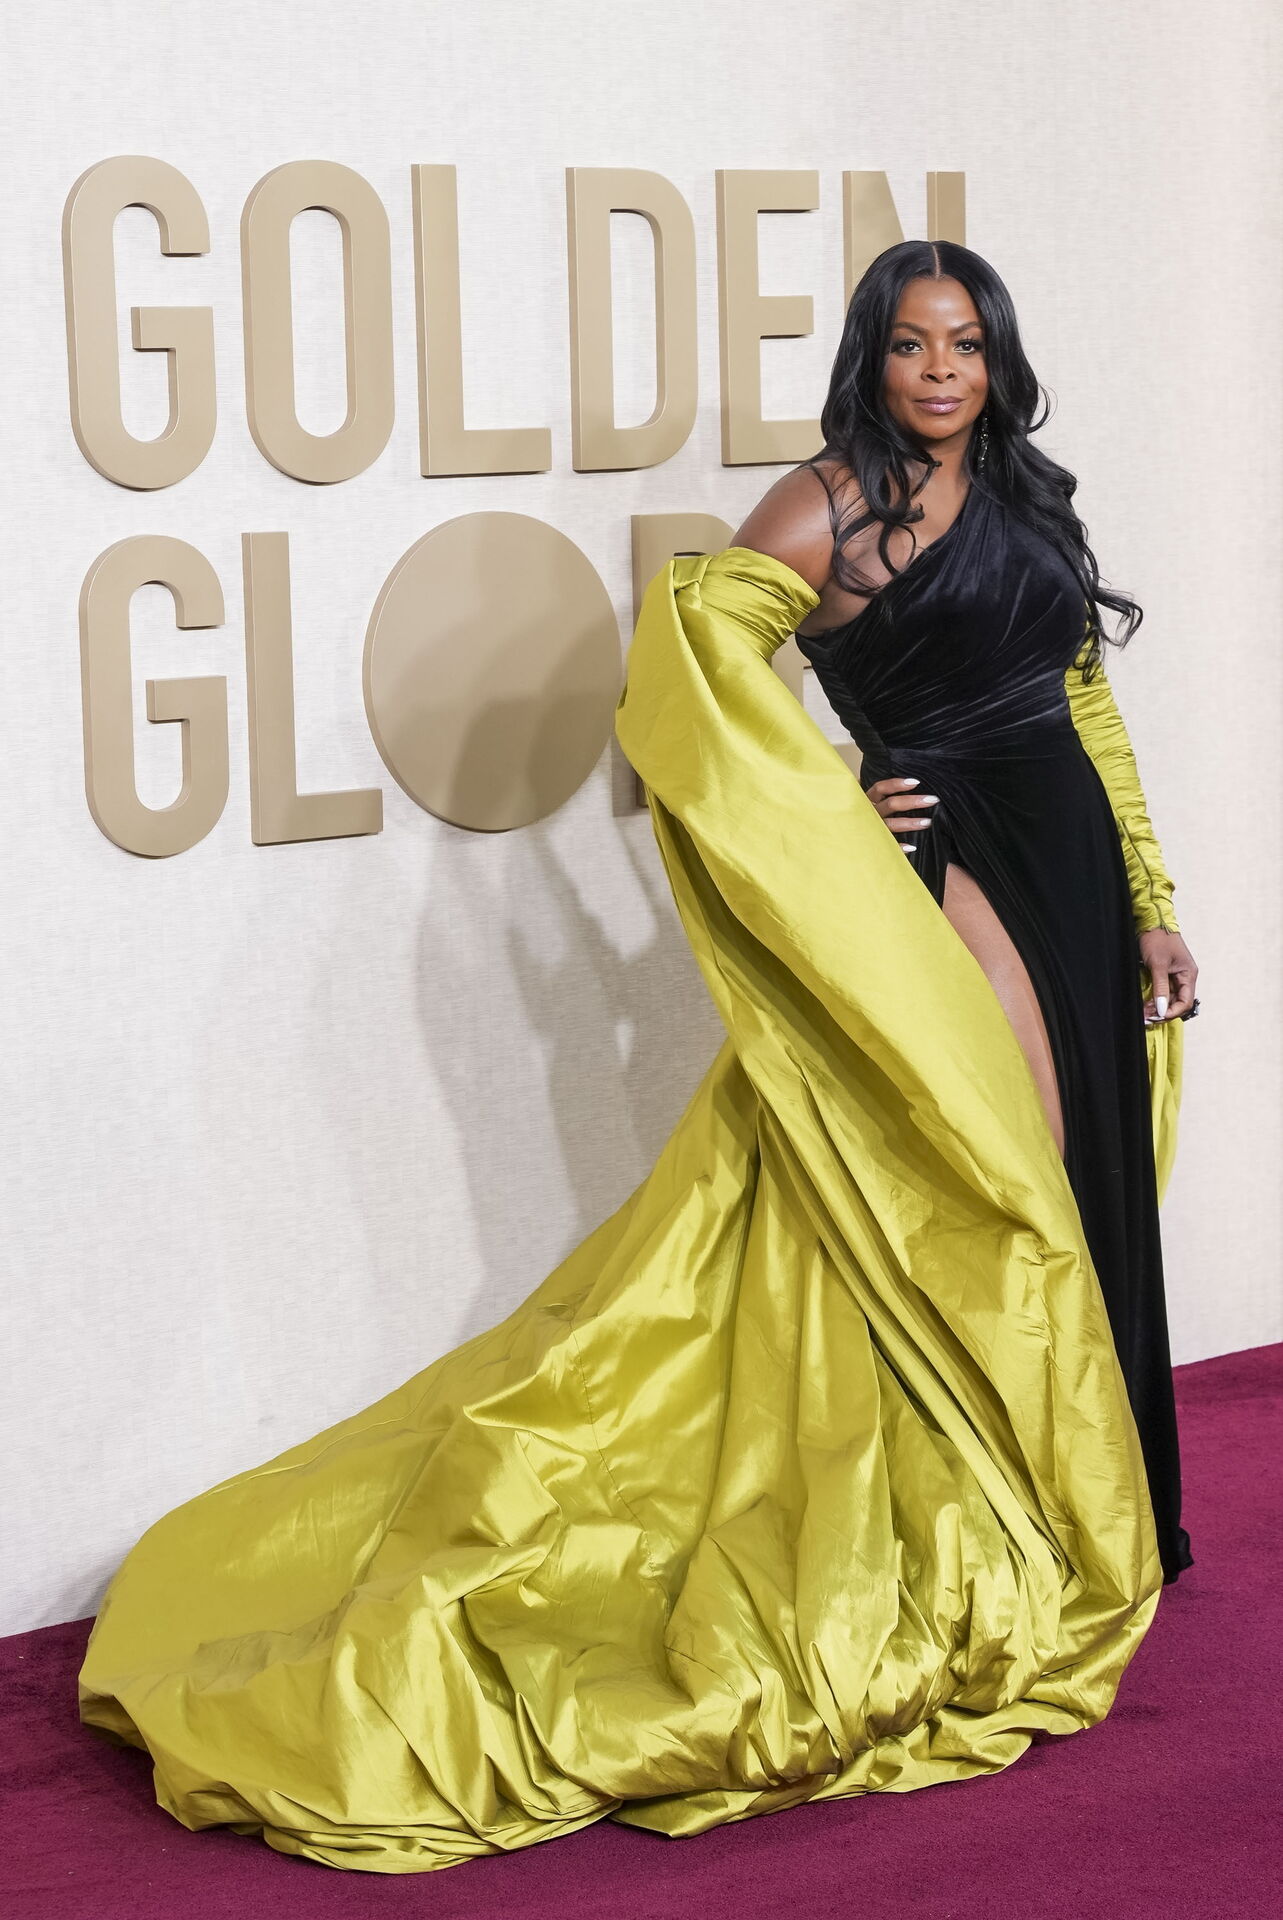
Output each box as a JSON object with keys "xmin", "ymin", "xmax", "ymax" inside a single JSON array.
[{"xmin": 1064, "ymin": 636, "xmax": 1199, "ymax": 1023}]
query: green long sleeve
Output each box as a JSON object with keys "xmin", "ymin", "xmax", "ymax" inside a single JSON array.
[{"xmin": 1064, "ymin": 637, "xmax": 1180, "ymax": 937}]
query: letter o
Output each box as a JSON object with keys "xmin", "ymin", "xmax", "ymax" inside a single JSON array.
[{"xmin": 363, "ymin": 513, "xmax": 621, "ymax": 831}]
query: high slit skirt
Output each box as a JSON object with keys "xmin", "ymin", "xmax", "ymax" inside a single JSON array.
[{"xmin": 892, "ymin": 730, "xmax": 1191, "ymax": 1582}]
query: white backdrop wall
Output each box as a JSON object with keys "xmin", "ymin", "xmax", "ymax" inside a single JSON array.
[{"xmin": 2, "ymin": 0, "xmax": 1279, "ymax": 1634}]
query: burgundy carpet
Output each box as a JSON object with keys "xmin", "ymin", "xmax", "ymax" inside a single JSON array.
[{"xmin": 4, "ymin": 1342, "xmax": 1280, "ymax": 1920}]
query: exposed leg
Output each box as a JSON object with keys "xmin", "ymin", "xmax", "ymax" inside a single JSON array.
[{"xmin": 942, "ymin": 860, "xmax": 1065, "ymax": 1158}]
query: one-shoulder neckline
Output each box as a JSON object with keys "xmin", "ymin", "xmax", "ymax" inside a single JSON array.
[{"xmin": 796, "ymin": 480, "xmax": 982, "ymax": 646}]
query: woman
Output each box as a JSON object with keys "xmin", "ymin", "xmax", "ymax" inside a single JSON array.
[
  {"xmin": 734, "ymin": 240, "xmax": 1199, "ymax": 1584},
  {"xmin": 79, "ymin": 240, "xmax": 1199, "ymax": 1875}
]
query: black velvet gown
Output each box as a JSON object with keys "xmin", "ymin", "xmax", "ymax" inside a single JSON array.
[{"xmin": 794, "ymin": 478, "xmax": 1193, "ymax": 1583}]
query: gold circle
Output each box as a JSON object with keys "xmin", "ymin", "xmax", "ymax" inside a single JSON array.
[{"xmin": 363, "ymin": 513, "xmax": 621, "ymax": 831}]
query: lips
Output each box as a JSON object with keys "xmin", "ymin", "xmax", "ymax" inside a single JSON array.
[{"xmin": 914, "ymin": 398, "xmax": 963, "ymax": 413}]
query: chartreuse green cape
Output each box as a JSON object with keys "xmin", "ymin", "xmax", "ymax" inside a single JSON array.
[{"xmin": 78, "ymin": 547, "xmax": 1183, "ymax": 1874}]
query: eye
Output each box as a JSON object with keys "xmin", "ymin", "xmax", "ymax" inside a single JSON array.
[{"xmin": 889, "ymin": 336, "xmax": 985, "ymax": 354}]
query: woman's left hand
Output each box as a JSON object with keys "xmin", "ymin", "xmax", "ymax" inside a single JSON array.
[{"xmin": 1138, "ymin": 927, "xmax": 1199, "ymax": 1024}]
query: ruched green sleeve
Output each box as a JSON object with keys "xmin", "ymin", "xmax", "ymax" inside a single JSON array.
[{"xmin": 1065, "ymin": 637, "xmax": 1180, "ymax": 937}]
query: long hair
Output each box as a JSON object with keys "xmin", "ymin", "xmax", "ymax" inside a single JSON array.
[{"xmin": 809, "ymin": 239, "xmax": 1140, "ymax": 677}]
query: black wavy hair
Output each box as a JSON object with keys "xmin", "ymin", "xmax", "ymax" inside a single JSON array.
[{"xmin": 807, "ymin": 239, "xmax": 1140, "ymax": 677}]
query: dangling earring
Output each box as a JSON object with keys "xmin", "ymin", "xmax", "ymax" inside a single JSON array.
[{"xmin": 975, "ymin": 408, "xmax": 990, "ymax": 471}]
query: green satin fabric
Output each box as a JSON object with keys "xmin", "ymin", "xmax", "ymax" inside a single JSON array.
[
  {"xmin": 78, "ymin": 547, "xmax": 1182, "ymax": 1875},
  {"xmin": 1061, "ymin": 635, "xmax": 1184, "ymax": 1192},
  {"xmin": 1064, "ymin": 636, "xmax": 1181, "ymax": 937}
]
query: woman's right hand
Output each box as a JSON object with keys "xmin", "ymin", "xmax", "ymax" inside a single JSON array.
[{"xmin": 867, "ymin": 776, "xmax": 940, "ymax": 852}]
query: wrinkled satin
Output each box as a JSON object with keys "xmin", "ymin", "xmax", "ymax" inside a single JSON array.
[
  {"xmin": 1064, "ymin": 639, "xmax": 1181, "ymax": 936},
  {"xmin": 78, "ymin": 547, "xmax": 1181, "ymax": 1875}
]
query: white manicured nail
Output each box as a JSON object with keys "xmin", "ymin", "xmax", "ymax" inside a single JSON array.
[
  {"xmin": 902, "ymin": 842, "xmax": 917, "ymax": 853},
  {"xmin": 1155, "ymin": 996, "xmax": 1168, "ymax": 1018}
]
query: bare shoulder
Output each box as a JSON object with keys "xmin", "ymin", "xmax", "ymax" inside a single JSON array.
[{"xmin": 731, "ymin": 459, "xmax": 859, "ymax": 595}]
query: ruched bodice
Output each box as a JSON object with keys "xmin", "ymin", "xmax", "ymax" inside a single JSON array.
[{"xmin": 798, "ymin": 480, "xmax": 1190, "ymax": 1583}]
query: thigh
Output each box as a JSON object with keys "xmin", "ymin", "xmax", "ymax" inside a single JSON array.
[{"xmin": 942, "ymin": 861, "xmax": 1065, "ymax": 1158}]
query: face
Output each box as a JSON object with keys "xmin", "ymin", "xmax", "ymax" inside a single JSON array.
[{"xmin": 882, "ymin": 275, "xmax": 988, "ymax": 456}]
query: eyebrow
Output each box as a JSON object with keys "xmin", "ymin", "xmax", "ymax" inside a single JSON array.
[{"xmin": 891, "ymin": 320, "xmax": 984, "ymax": 334}]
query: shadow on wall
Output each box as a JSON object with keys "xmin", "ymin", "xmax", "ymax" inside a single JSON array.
[
  {"xmin": 411, "ymin": 692, "xmax": 725, "ymax": 1347},
  {"xmin": 159, "ymin": 684, "xmax": 724, "ymax": 1552}
]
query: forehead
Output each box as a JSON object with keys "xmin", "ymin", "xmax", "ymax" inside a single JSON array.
[{"xmin": 891, "ymin": 276, "xmax": 982, "ymax": 329}]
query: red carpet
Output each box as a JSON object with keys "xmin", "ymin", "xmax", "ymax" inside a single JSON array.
[{"xmin": 4, "ymin": 1342, "xmax": 1279, "ymax": 1919}]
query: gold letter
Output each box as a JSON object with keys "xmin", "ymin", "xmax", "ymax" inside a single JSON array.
[
  {"xmin": 79, "ymin": 536, "xmax": 227, "ymax": 856},
  {"xmin": 242, "ymin": 161, "xmax": 394, "ymax": 482},
  {"xmin": 842, "ymin": 170, "xmax": 967, "ymax": 302},
  {"xmin": 716, "ymin": 169, "xmax": 822, "ymax": 466},
  {"xmin": 927, "ymin": 172, "xmax": 967, "ymax": 246},
  {"xmin": 413, "ymin": 165, "xmax": 552, "ymax": 477},
  {"xmin": 842, "ymin": 172, "xmax": 903, "ymax": 303},
  {"xmin": 243, "ymin": 533, "xmax": 383, "ymax": 845},
  {"xmin": 567, "ymin": 168, "xmax": 698, "ymax": 472},
  {"xmin": 62, "ymin": 157, "xmax": 215, "ymax": 490},
  {"xmin": 364, "ymin": 513, "xmax": 620, "ymax": 832}
]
